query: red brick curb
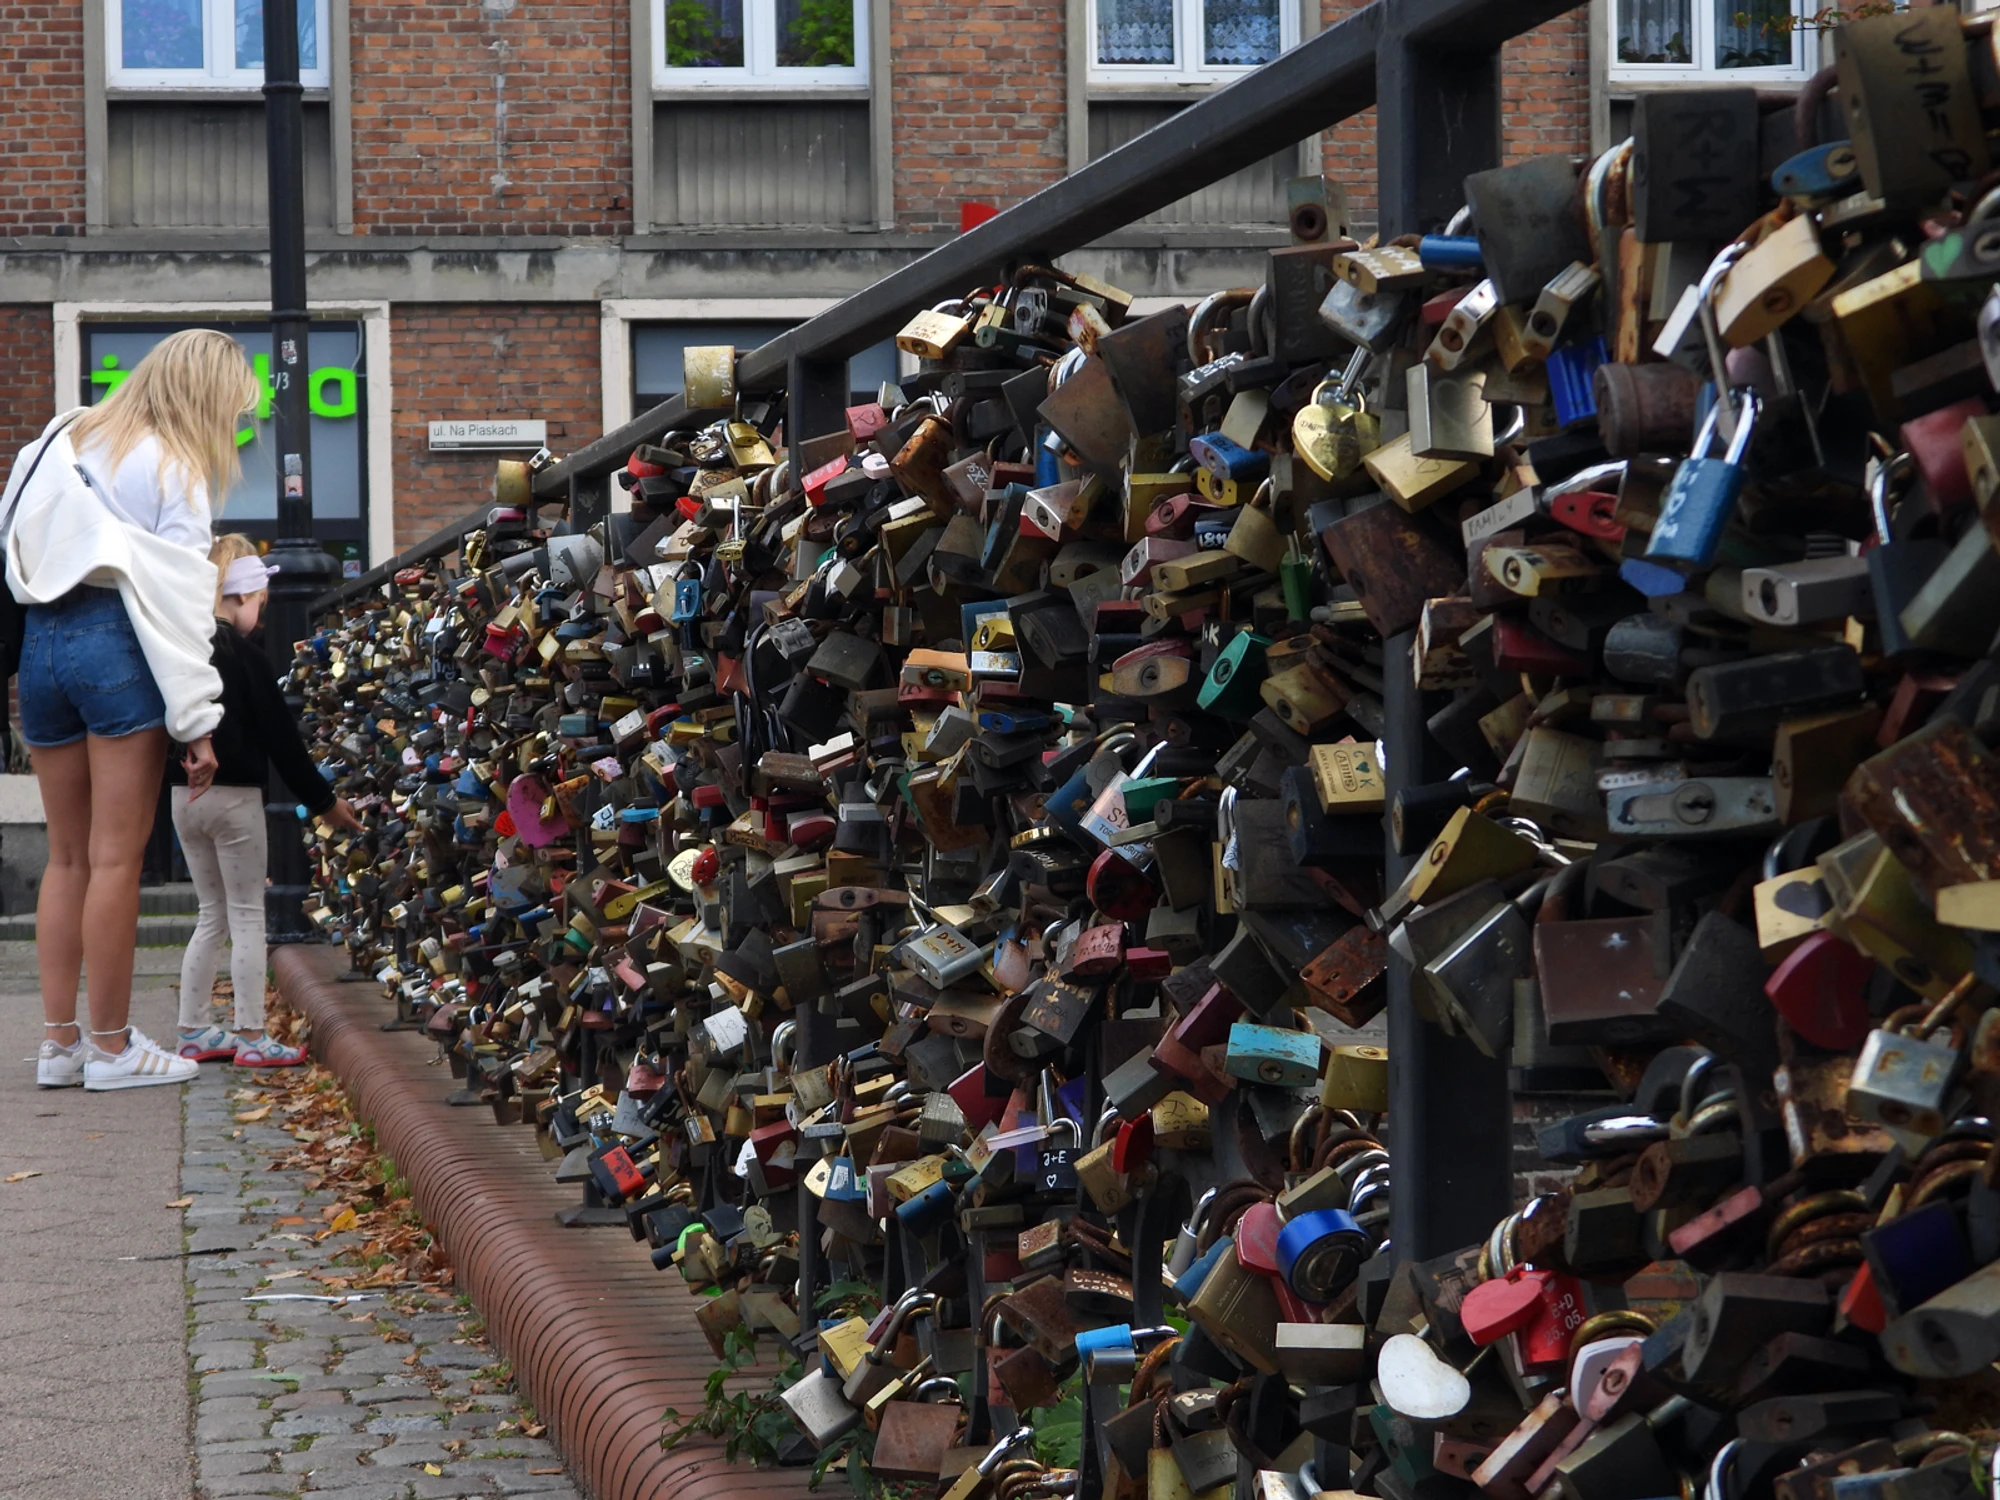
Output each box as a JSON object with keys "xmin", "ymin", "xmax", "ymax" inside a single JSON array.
[{"xmin": 273, "ymin": 944, "xmax": 820, "ymax": 1500}]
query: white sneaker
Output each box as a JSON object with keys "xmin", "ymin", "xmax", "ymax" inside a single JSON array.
[
  {"xmin": 83, "ymin": 1028, "xmax": 200, "ymax": 1091},
  {"xmin": 36, "ymin": 1039, "xmax": 84, "ymax": 1089}
]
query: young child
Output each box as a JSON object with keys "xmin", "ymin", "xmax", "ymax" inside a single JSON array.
[{"xmin": 172, "ymin": 534, "xmax": 360, "ymax": 1066}]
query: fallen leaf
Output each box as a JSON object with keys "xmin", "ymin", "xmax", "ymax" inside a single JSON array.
[
  {"xmin": 422, "ymin": 1464, "xmax": 442, "ymax": 1476},
  {"xmin": 4, "ymin": 1171, "xmax": 40, "ymax": 1184},
  {"xmin": 530, "ymin": 1468, "xmax": 562, "ymax": 1476},
  {"xmin": 166, "ymin": 1196, "xmax": 194, "ymax": 1209},
  {"xmin": 264, "ymin": 1269, "xmax": 305, "ymax": 1282},
  {"xmin": 328, "ymin": 1207, "xmax": 358, "ymax": 1233},
  {"xmin": 234, "ymin": 1106, "xmax": 272, "ymax": 1123},
  {"xmin": 84, "ymin": 1132, "xmax": 104, "ymax": 1141}
]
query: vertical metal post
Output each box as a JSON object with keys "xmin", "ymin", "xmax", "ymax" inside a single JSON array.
[
  {"xmin": 787, "ymin": 349, "xmax": 849, "ymax": 1339},
  {"xmin": 787, "ymin": 352, "xmax": 851, "ymax": 454},
  {"xmin": 1376, "ymin": 23, "xmax": 1515, "ymax": 1264},
  {"xmin": 569, "ymin": 473, "xmax": 609, "ymax": 533},
  {"xmin": 261, "ymin": 0, "xmax": 335, "ymax": 941}
]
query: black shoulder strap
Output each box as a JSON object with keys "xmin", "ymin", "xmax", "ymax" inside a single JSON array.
[{"xmin": 0, "ymin": 413, "xmax": 82, "ymax": 539}]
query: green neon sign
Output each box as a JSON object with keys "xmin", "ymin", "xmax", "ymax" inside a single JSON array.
[{"xmin": 91, "ymin": 352, "xmax": 360, "ymax": 447}]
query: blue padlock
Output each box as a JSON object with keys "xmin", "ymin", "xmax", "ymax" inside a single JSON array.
[
  {"xmin": 1417, "ymin": 235, "xmax": 1485, "ymax": 273},
  {"xmin": 1276, "ymin": 1208, "xmax": 1370, "ymax": 1303},
  {"xmin": 1189, "ymin": 432, "xmax": 1268, "ymax": 486},
  {"xmin": 1171, "ymin": 1233, "xmax": 1233, "ymax": 1305},
  {"xmin": 671, "ymin": 576, "xmax": 701, "ymax": 623},
  {"xmin": 1546, "ymin": 336, "xmax": 1607, "ymax": 429},
  {"xmin": 1625, "ymin": 387, "xmax": 1761, "ymax": 594},
  {"xmin": 1771, "ymin": 140, "xmax": 1860, "ymax": 203},
  {"xmin": 1074, "ymin": 1323, "xmax": 1134, "ymax": 1383},
  {"xmin": 895, "ymin": 1177, "xmax": 954, "ymax": 1235}
]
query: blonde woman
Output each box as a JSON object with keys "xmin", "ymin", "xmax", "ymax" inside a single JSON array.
[
  {"xmin": 4, "ymin": 329, "xmax": 250, "ymax": 1090},
  {"xmin": 171, "ymin": 535, "xmax": 360, "ymax": 1067}
]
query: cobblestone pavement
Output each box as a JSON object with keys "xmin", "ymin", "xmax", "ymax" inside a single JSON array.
[{"xmin": 182, "ymin": 1037, "xmax": 584, "ymax": 1499}]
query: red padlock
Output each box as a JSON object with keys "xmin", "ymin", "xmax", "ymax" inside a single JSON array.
[
  {"xmin": 1461, "ymin": 1266, "xmax": 1549, "ymax": 1346},
  {"xmin": 845, "ymin": 402, "xmax": 889, "ymax": 443},
  {"xmin": 1111, "ymin": 1112, "xmax": 1154, "ymax": 1173},
  {"xmin": 1235, "ymin": 1202, "xmax": 1284, "ymax": 1279},
  {"xmin": 1518, "ymin": 1272, "xmax": 1586, "ymax": 1373},
  {"xmin": 1066, "ymin": 922, "xmax": 1126, "ymax": 979},
  {"xmin": 1152, "ymin": 983, "xmax": 1244, "ymax": 1083},
  {"xmin": 1839, "ymin": 1260, "xmax": 1887, "ymax": 1334},
  {"xmin": 1548, "ymin": 488, "xmax": 1625, "ymax": 543},
  {"xmin": 1765, "ymin": 930, "xmax": 1873, "ymax": 1051},
  {"xmin": 1490, "ymin": 615, "xmax": 1593, "ymax": 678},
  {"xmin": 802, "ymin": 455, "xmax": 849, "ymax": 506},
  {"xmin": 1086, "ymin": 850, "xmax": 1155, "ymax": 922}
]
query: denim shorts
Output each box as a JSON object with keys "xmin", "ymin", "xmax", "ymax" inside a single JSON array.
[{"xmin": 17, "ymin": 586, "xmax": 168, "ymax": 748}]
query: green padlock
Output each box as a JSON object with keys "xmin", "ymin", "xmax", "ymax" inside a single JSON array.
[
  {"xmin": 1281, "ymin": 537, "xmax": 1314, "ymax": 623},
  {"xmin": 1196, "ymin": 631, "xmax": 1271, "ymax": 720}
]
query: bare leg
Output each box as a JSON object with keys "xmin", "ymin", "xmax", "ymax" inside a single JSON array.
[
  {"xmin": 80, "ymin": 728, "xmax": 169, "ymax": 1050},
  {"xmin": 30, "ymin": 739, "xmax": 91, "ymax": 1046}
]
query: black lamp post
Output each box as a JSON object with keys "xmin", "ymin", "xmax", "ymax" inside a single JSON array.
[{"xmin": 261, "ymin": 0, "xmax": 335, "ymax": 940}]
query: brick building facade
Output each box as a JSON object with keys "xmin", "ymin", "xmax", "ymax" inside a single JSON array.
[{"xmin": 0, "ymin": 0, "xmax": 1617, "ymax": 557}]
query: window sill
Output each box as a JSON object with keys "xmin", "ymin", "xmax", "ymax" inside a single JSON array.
[
  {"xmin": 106, "ymin": 86, "xmax": 333, "ymax": 101},
  {"xmin": 1086, "ymin": 81, "xmax": 1228, "ymax": 102},
  {"xmin": 651, "ymin": 83, "xmax": 869, "ymax": 100},
  {"xmin": 1604, "ymin": 75, "xmax": 1809, "ymax": 94}
]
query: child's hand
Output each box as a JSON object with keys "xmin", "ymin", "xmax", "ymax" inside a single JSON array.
[
  {"xmin": 324, "ymin": 798, "xmax": 364, "ymax": 833},
  {"xmin": 183, "ymin": 737, "xmax": 218, "ymax": 800}
]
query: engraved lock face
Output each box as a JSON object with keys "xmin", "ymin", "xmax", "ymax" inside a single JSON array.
[{"xmin": 1848, "ymin": 1027, "xmax": 1959, "ymax": 1141}]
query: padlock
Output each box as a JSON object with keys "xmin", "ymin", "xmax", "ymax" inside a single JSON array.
[
  {"xmin": 842, "ymin": 1289, "xmax": 938, "ymax": 1405},
  {"xmin": 1847, "ymin": 1006, "xmax": 1965, "ymax": 1151},
  {"xmin": 1626, "ymin": 387, "xmax": 1759, "ymax": 593},
  {"xmin": 1292, "ymin": 349, "xmax": 1380, "ymax": 483}
]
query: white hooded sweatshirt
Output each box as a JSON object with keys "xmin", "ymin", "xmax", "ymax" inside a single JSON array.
[{"xmin": 3, "ymin": 410, "xmax": 224, "ymax": 743}]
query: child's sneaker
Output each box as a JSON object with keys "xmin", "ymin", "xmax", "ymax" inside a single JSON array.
[
  {"xmin": 177, "ymin": 1024, "xmax": 241, "ymax": 1062},
  {"xmin": 35, "ymin": 1039, "xmax": 84, "ymax": 1089},
  {"xmin": 83, "ymin": 1029, "xmax": 200, "ymax": 1091},
  {"xmin": 234, "ymin": 1037, "xmax": 307, "ymax": 1068}
]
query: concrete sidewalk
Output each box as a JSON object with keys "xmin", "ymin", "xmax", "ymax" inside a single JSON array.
[{"xmin": 0, "ymin": 945, "xmax": 193, "ymax": 1500}]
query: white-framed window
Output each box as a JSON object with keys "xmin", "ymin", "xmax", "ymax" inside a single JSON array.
[
  {"xmin": 652, "ymin": 0, "xmax": 868, "ymax": 88},
  {"xmin": 1087, "ymin": 0, "xmax": 1296, "ymax": 85},
  {"xmin": 1609, "ymin": 0, "xmax": 1815, "ymax": 85},
  {"xmin": 108, "ymin": 0, "xmax": 332, "ymax": 89}
]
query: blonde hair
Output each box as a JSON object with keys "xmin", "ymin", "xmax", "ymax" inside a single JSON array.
[
  {"xmin": 71, "ymin": 329, "xmax": 259, "ymax": 508},
  {"xmin": 211, "ymin": 532, "xmax": 264, "ymax": 612}
]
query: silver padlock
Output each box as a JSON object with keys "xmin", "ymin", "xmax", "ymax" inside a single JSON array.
[
  {"xmin": 1847, "ymin": 1002, "xmax": 1965, "ymax": 1152},
  {"xmin": 778, "ymin": 1365, "xmax": 860, "ymax": 1446},
  {"xmin": 1423, "ymin": 875, "xmax": 1556, "ymax": 1059},
  {"xmin": 1167, "ymin": 1186, "xmax": 1219, "ymax": 1281}
]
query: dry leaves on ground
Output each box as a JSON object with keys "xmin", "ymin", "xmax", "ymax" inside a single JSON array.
[{"xmin": 219, "ymin": 984, "xmax": 453, "ymax": 1295}]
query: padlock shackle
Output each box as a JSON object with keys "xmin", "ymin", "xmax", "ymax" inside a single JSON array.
[
  {"xmin": 1542, "ymin": 460, "xmax": 1626, "ymax": 506},
  {"xmin": 869, "ymin": 1289, "xmax": 940, "ymax": 1363},
  {"xmin": 1676, "ymin": 1051, "xmax": 1718, "ymax": 1125},
  {"xmin": 1867, "ymin": 450, "xmax": 1913, "ymax": 545},
  {"xmin": 975, "ymin": 1429, "xmax": 1037, "ymax": 1476}
]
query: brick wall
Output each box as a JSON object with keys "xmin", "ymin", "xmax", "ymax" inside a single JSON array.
[
  {"xmin": 0, "ymin": 306, "xmax": 54, "ymax": 488},
  {"xmin": 891, "ymin": 0, "xmax": 1068, "ymax": 233},
  {"xmin": 350, "ymin": 2, "xmax": 631, "ymax": 236},
  {"xmin": 389, "ymin": 305, "xmax": 600, "ymax": 548},
  {"xmin": 0, "ymin": 6, "xmax": 84, "ymax": 231},
  {"xmin": 1502, "ymin": 10, "xmax": 1591, "ymax": 167},
  {"xmin": 1319, "ymin": 5, "xmax": 1590, "ymax": 234}
]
